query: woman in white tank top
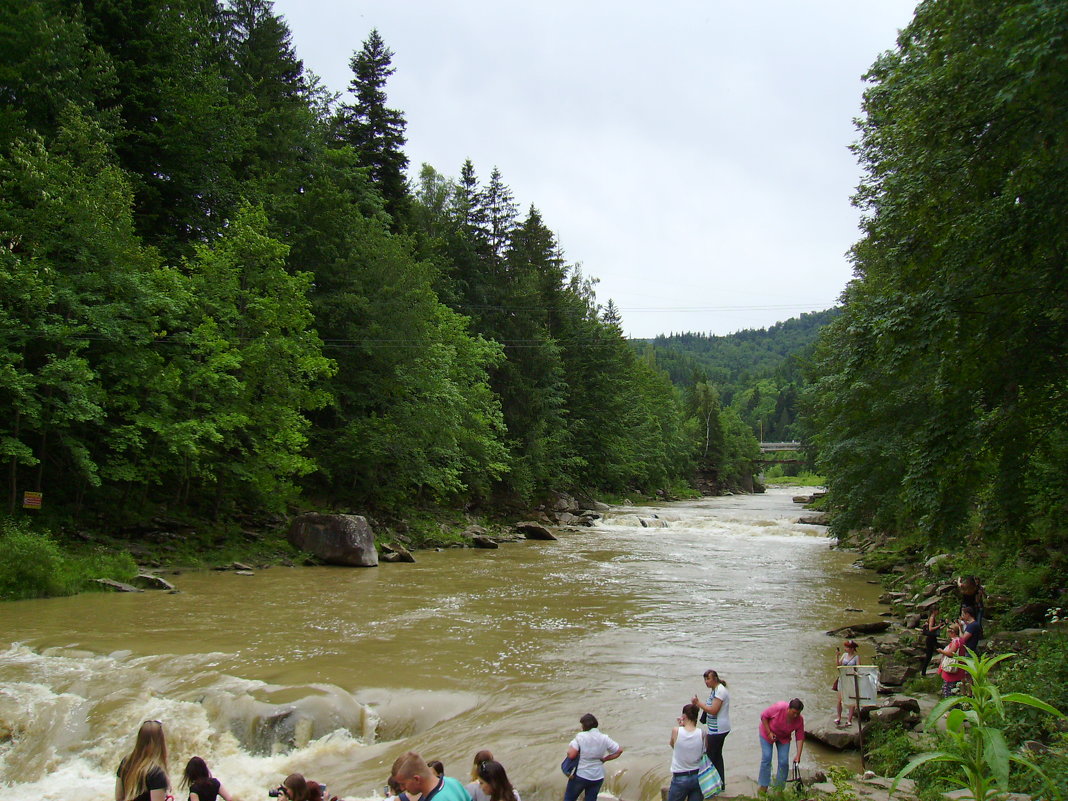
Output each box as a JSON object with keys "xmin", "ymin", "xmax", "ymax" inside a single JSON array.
[{"xmin": 667, "ymin": 704, "xmax": 705, "ymax": 801}]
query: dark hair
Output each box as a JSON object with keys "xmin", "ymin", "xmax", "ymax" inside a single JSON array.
[
  {"xmin": 308, "ymin": 781, "xmax": 325, "ymax": 801},
  {"xmin": 681, "ymin": 703, "xmax": 700, "ymax": 723},
  {"xmin": 788, "ymin": 698, "xmax": 804, "ymax": 712},
  {"xmin": 579, "ymin": 713, "xmax": 598, "ymax": 731},
  {"xmin": 962, "ymin": 606, "xmax": 976, "ymax": 617},
  {"xmin": 843, "ymin": 640, "xmax": 858, "ymax": 649},
  {"xmin": 428, "ymin": 761, "xmax": 444, "ymax": 777},
  {"xmin": 477, "ymin": 760, "xmax": 516, "ymax": 801},
  {"xmin": 284, "ymin": 773, "xmax": 309, "ymax": 801},
  {"xmin": 181, "ymin": 756, "xmax": 210, "ymax": 790},
  {"xmin": 703, "ymin": 669, "xmax": 727, "ymax": 687}
]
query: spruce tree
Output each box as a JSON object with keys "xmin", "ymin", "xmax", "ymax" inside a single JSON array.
[{"xmin": 337, "ymin": 28, "xmax": 409, "ymax": 226}]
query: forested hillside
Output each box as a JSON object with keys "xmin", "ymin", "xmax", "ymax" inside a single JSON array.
[
  {"xmin": 805, "ymin": 0, "xmax": 1068, "ymax": 552},
  {"xmin": 0, "ymin": 0, "xmax": 770, "ymax": 528},
  {"xmin": 636, "ymin": 309, "xmax": 837, "ymax": 442}
]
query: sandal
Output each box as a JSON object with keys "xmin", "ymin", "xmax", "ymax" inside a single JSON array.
[{"xmin": 834, "ymin": 718, "xmax": 841, "ymax": 726}]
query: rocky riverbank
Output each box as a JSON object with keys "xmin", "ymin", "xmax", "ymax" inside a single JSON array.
[{"xmin": 780, "ymin": 495, "xmax": 1068, "ymax": 801}]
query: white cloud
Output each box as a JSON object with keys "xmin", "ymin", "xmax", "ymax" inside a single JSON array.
[{"xmin": 274, "ymin": 0, "xmax": 916, "ymax": 336}]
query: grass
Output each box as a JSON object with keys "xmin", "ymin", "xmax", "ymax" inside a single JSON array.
[{"xmin": 761, "ymin": 470, "xmax": 825, "ymax": 487}]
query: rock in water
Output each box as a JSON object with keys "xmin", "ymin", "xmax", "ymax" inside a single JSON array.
[
  {"xmin": 287, "ymin": 514, "xmax": 378, "ymax": 567},
  {"xmin": 515, "ymin": 521, "xmax": 557, "ymax": 540}
]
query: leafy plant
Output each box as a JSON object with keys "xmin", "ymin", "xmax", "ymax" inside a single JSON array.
[{"xmin": 891, "ymin": 652, "xmax": 1065, "ymax": 800}]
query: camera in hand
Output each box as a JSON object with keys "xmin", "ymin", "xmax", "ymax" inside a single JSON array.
[{"xmin": 268, "ymin": 789, "xmax": 284, "ymax": 798}]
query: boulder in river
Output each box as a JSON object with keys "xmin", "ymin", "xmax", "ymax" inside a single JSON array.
[
  {"xmin": 287, "ymin": 513, "xmax": 378, "ymax": 567},
  {"xmin": 380, "ymin": 542, "xmax": 415, "ymax": 563},
  {"xmin": 130, "ymin": 573, "xmax": 176, "ymax": 591},
  {"xmin": 94, "ymin": 578, "xmax": 142, "ymax": 592},
  {"xmin": 472, "ymin": 535, "xmax": 499, "ymax": 549},
  {"xmin": 516, "ymin": 521, "xmax": 557, "ymax": 540},
  {"xmin": 826, "ymin": 620, "xmax": 891, "ymax": 636}
]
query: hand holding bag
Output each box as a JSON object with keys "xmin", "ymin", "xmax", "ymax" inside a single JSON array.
[{"xmin": 561, "ymin": 750, "xmax": 579, "ymax": 778}]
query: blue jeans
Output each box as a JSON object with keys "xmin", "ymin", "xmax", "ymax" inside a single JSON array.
[
  {"xmin": 758, "ymin": 737, "xmax": 790, "ymax": 788},
  {"xmin": 563, "ymin": 775, "xmax": 603, "ymax": 801},
  {"xmin": 666, "ymin": 772, "xmax": 702, "ymax": 801}
]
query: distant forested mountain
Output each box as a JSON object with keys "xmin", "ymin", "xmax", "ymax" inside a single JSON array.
[
  {"xmin": 632, "ymin": 309, "xmax": 839, "ymax": 443},
  {"xmin": 638, "ymin": 309, "xmax": 839, "ymax": 392}
]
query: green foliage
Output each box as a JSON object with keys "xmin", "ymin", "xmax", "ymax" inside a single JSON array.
[
  {"xmin": 997, "ymin": 633, "xmax": 1068, "ymax": 745},
  {"xmin": 805, "ymin": 0, "xmax": 1068, "ymax": 547},
  {"xmin": 892, "ymin": 652, "xmax": 1065, "ymax": 800},
  {"xmin": 0, "ymin": 1, "xmax": 698, "ymax": 539},
  {"xmin": 0, "ymin": 520, "xmax": 136, "ymax": 600},
  {"xmin": 821, "ymin": 767, "xmax": 859, "ymax": 801}
]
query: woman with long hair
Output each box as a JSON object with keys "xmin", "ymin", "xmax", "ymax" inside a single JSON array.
[
  {"xmin": 115, "ymin": 720, "xmax": 170, "ymax": 801},
  {"xmin": 667, "ymin": 704, "xmax": 704, "ymax": 801},
  {"xmin": 476, "ymin": 760, "xmax": 521, "ymax": 801},
  {"xmin": 692, "ymin": 669, "xmax": 730, "ymax": 785},
  {"xmin": 464, "ymin": 749, "xmax": 495, "ymax": 801},
  {"xmin": 181, "ymin": 756, "xmax": 234, "ymax": 801}
]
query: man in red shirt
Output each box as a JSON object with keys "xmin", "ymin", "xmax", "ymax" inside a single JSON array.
[{"xmin": 757, "ymin": 698, "xmax": 805, "ymax": 794}]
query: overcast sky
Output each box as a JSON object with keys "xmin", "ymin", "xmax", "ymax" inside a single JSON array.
[{"xmin": 272, "ymin": 0, "xmax": 917, "ymax": 338}]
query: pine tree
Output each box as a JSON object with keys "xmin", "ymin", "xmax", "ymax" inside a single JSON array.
[{"xmin": 337, "ymin": 28, "xmax": 409, "ymax": 226}]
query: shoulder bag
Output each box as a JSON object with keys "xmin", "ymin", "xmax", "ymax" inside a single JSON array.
[
  {"xmin": 561, "ymin": 750, "xmax": 579, "ymax": 778},
  {"xmin": 697, "ymin": 755, "xmax": 723, "ymax": 799}
]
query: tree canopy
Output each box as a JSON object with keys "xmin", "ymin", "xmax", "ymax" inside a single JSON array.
[{"xmin": 804, "ymin": 0, "xmax": 1068, "ymax": 545}]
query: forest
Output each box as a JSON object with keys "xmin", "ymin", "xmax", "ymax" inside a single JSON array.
[
  {"xmin": 0, "ymin": 0, "xmax": 780, "ymax": 533},
  {"xmin": 637, "ymin": 309, "xmax": 838, "ymax": 443},
  {"xmin": 804, "ymin": 0, "xmax": 1068, "ymax": 555}
]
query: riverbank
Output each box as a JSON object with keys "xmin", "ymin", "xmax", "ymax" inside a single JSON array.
[
  {"xmin": 0, "ymin": 486, "xmax": 705, "ymax": 601},
  {"xmin": 815, "ymin": 526, "xmax": 1068, "ymax": 800}
]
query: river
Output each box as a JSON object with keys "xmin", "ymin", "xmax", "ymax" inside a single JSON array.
[{"xmin": 0, "ymin": 487, "xmax": 884, "ymax": 801}]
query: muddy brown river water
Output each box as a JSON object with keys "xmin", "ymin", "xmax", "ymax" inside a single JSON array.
[{"xmin": 0, "ymin": 487, "xmax": 885, "ymax": 801}]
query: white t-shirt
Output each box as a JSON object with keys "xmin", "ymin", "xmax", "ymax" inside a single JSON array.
[
  {"xmin": 705, "ymin": 684, "xmax": 731, "ymax": 734},
  {"xmin": 670, "ymin": 726, "xmax": 705, "ymax": 773},
  {"xmin": 569, "ymin": 728, "xmax": 620, "ymax": 781}
]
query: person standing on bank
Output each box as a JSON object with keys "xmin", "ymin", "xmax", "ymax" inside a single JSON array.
[
  {"xmin": 667, "ymin": 704, "xmax": 705, "ymax": 801},
  {"xmin": 691, "ymin": 669, "xmax": 730, "ymax": 785},
  {"xmin": 116, "ymin": 719, "xmax": 170, "ymax": 801},
  {"xmin": 920, "ymin": 607, "xmax": 944, "ymax": 676},
  {"xmin": 757, "ymin": 699, "xmax": 805, "ymax": 795},
  {"xmin": 834, "ymin": 641, "xmax": 860, "ymax": 727},
  {"xmin": 563, "ymin": 713, "xmax": 623, "ymax": 801}
]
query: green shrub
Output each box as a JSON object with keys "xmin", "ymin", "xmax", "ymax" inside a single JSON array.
[
  {"xmin": 0, "ymin": 520, "xmax": 139, "ymax": 601},
  {"xmin": 0, "ymin": 522, "xmax": 72, "ymax": 599},
  {"xmin": 998, "ymin": 633, "xmax": 1068, "ymax": 745}
]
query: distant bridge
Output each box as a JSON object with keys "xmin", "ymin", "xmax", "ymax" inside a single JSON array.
[{"xmin": 758, "ymin": 441, "xmax": 801, "ymax": 452}]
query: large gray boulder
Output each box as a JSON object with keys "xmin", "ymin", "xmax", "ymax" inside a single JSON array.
[
  {"xmin": 130, "ymin": 573, "xmax": 176, "ymax": 591},
  {"xmin": 805, "ymin": 722, "xmax": 859, "ymax": 750},
  {"xmin": 516, "ymin": 521, "xmax": 557, "ymax": 540},
  {"xmin": 287, "ymin": 514, "xmax": 378, "ymax": 566}
]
